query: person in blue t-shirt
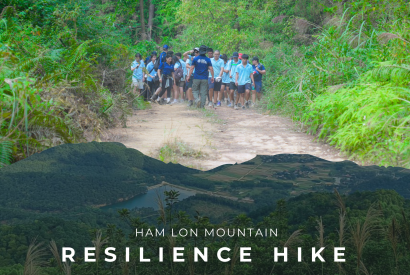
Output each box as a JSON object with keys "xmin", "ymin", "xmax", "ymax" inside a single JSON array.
[
  {"xmin": 220, "ymin": 54, "xmax": 231, "ymax": 106},
  {"xmin": 186, "ymin": 45, "xmax": 214, "ymax": 108},
  {"xmin": 150, "ymin": 53, "xmax": 175, "ymax": 104},
  {"xmin": 146, "ymin": 54, "xmax": 158, "ymax": 99},
  {"xmin": 183, "ymin": 47, "xmax": 199, "ymax": 107},
  {"xmin": 229, "ymin": 52, "xmax": 242, "ymax": 108},
  {"xmin": 235, "ymin": 54, "xmax": 255, "ymax": 110},
  {"xmin": 208, "ymin": 50, "xmax": 225, "ymax": 107},
  {"xmin": 131, "ymin": 53, "xmax": 145, "ymax": 96},
  {"xmin": 251, "ymin": 56, "xmax": 266, "ymax": 106}
]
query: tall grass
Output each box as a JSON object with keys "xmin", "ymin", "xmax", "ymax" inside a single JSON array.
[{"xmin": 265, "ymin": 2, "xmax": 410, "ymax": 167}]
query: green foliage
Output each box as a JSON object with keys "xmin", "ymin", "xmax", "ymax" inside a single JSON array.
[
  {"xmin": 264, "ymin": 0, "xmax": 410, "ymax": 167},
  {"xmin": 0, "ymin": 0, "xmax": 151, "ymax": 166}
]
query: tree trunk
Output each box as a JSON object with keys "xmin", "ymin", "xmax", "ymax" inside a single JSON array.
[
  {"xmin": 147, "ymin": 0, "xmax": 154, "ymax": 41},
  {"xmin": 139, "ymin": 0, "xmax": 147, "ymax": 40}
]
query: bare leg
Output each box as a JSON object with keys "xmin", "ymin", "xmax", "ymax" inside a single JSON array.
[
  {"xmin": 252, "ymin": 90, "xmax": 256, "ymax": 103},
  {"xmin": 245, "ymin": 90, "xmax": 250, "ymax": 101},
  {"xmin": 209, "ymin": 88, "xmax": 214, "ymax": 104},
  {"xmin": 173, "ymin": 84, "xmax": 179, "ymax": 100},
  {"xmin": 235, "ymin": 91, "xmax": 240, "ymax": 105}
]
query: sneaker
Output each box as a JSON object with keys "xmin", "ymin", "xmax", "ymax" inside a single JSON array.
[
  {"xmin": 224, "ymin": 98, "xmax": 227, "ymax": 105},
  {"xmin": 150, "ymin": 94, "xmax": 158, "ymax": 101},
  {"xmin": 208, "ymin": 101, "xmax": 213, "ymax": 107},
  {"xmin": 180, "ymin": 99, "xmax": 184, "ymax": 103},
  {"xmin": 237, "ymin": 103, "xmax": 242, "ymax": 108},
  {"xmin": 217, "ymin": 101, "xmax": 221, "ymax": 107},
  {"xmin": 227, "ymin": 103, "xmax": 232, "ymax": 107},
  {"xmin": 234, "ymin": 104, "xmax": 239, "ymax": 110},
  {"xmin": 196, "ymin": 99, "xmax": 201, "ymax": 108},
  {"xmin": 242, "ymin": 105, "xmax": 246, "ymax": 110},
  {"xmin": 173, "ymin": 99, "xmax": 178, "ymax": 104},
  {"xmin": 187, "ymin": 100, "xmax": 193, "ymax": 107},
  {"xmin": 251, "ymin": 102, "xmax": 255, "ymax": 107},
  {"xmin": 245, "ymin": 101, "xmax": 249, "ymax": 108}
]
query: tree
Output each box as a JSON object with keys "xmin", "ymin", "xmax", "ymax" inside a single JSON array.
[
  {"xmin": 148, "ymin": 0, "xmax": 154, "ymax": 40},
  {"xmin": 139, "ymin": 0, "xmax": 147, "ymax": 40}
]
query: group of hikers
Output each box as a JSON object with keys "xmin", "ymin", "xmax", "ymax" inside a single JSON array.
[{"xmin": 130, "ymin": 44, "xmax": 266, "ymax": 109}]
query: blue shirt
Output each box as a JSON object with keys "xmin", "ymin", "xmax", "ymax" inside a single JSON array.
[
  {"xmin": 209, "ymin": 58, "xmax": 224, "ymax": 78},
  {"xmin": 159, "ymin": 61, "xmax": 174, "ymax": 76},
  {"xmin": 158, "ymin": 52, "xmax": 167, "ymax": 68},
  {"xmin": 192, "ymin": 55, "xmax": 212, "ymax": 80},
  {"xmin": 222, "ymin": 61, "xmax": 230, "ymax": 83},
  {"xmin": 236, "ymin": 63, "xmax": 253, "ymax": 85},
  {"xmin": 131, "ymin": 60, "xmax": 145, "ymax": 80},
  {"xmin": 229, "ymin": 59, "xmax": 241, "ymax": 82},
  {"xmin": 146, "ymin": 61, "xmax": 157, "ymax": 82},
  {"xmin": 252, "ymin": 63, "xmax": 266, "ymax": 82},
  {"xmin": 187, "ymin": 55, "xmax": 195, "ymax": 75}
]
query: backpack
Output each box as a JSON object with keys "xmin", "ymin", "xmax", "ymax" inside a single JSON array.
[
  {"xmin": 154, "ymin": 52, "xmax": 166, "ymax": 71},
  {"xmin": 174, "ymin": 61, "xmax": 184, "ymax": 82}
]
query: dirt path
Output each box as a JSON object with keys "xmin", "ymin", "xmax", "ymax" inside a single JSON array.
[{"xmin": 108, "ymin": 103, "xmax": 347, "ymax": 170}]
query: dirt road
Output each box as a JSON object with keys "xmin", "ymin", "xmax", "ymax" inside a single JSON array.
[{"xmin": 108, "ymin": 103, "xmax": 346, "ymax": 170}]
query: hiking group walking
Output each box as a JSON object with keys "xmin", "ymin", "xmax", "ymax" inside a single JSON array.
[{"xmin": 131, "ymin": 44, "xmax": 266, "ymax": 110}]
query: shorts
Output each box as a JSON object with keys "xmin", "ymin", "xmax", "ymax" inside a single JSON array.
[
  {"xmin": 238, "ymin": 83, "xmax": 251, "ymax": 94},
  {"xmin": 213, "ymin": 81, "xmax": 222, "ymax": 92},
  {"xmin": 229, "ymin": 82, "xmax": 237, "ymax": 91},
  {"xmin": 255, "ymin": 81, "xmax": 262, "ymax": 92},
  {"xmin": 208, "ymin": 77, "xmax": 214, "ymax": 89},
  {"xmin": 222, "ymin": 82, "xmax": 230, "ymax": 88},
  {"xmin": 178, "ymin": 80, "xmax": 186, "ymax": 88},
  {"xmin": 132, "ymin": 78, "xmax": 144, "ymax": 89},
  {"xmin": 186, "ymin": 77, "xmax": 193, "ymax": 89}
]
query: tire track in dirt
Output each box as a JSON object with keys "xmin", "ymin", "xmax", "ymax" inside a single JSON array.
[{"xmin": 108, "ymin": 103, "xmax": 347, "ymax": 170}]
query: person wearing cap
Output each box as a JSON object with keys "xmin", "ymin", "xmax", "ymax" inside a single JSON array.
[
  {"xmin": 208, "ymin": 50, "xmax": 224, "ymax": 107},
  {"xmin": 186, "ymin": 45, "xmax": 214, "ymax": 108},
  {"xmin": 252, "ymin": 56, "xmax": 266, "ymax": 105},
  {"xmin": 235, "ymin": 54, "xmax": 255, "ymax": 110},
  {"xmin": 183, "ymin": 47, "xmax": 199, "ymax": 107},
  {"xmin": 131, "ymin": 53, "xmax": 145, "ymax": 96},
  {"xmin": 158, "ymin": 45, "xmax": 169, "ymax": 69},
  {"xmin": 228, "ymin": 52, "xmax": 242, "ymax": 108}
]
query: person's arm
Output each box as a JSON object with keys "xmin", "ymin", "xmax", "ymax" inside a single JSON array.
[
  {"xmin": 209, "ymin": 66, "xmax": 214, "ymax": 83},
  {"xmin": 218, "ymin": 63, "xmax": 224, "ymax": 78},
  {"xmin": 157, "ymin": 69, "xmax": 162, "ymax": 82},
  {"xmin": 142, "ymin": 62, "xmax": 145, "ymax": 82},
  {"xmin": 250, "ymin": 72, "xmax": 255, "ymax": 87},
  {"xmin": 183, "ymin": 50, "xmax": 193, "ymax": 57},
  {"xmin": 186, "ymin": 65, "xmax": 194, "ymax": 82},
  {"xmin": 256, "ymin": 65, "xmax": 266, "ymax": 75},
  {"xmin": 235, "ymin": 71, "xmax": 239, "ymax": 86},
  {"xmin": 131, "ymin": 62, "xmax": 139, "ymax": 71}
]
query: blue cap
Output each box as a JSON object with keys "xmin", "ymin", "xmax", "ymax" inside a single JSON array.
[{"xmin": 163, "ymin": 45, "xmax": 169, "ymax": 49}]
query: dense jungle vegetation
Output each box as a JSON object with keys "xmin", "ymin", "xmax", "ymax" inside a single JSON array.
[
  {"xmin": 0, "ymin": 190, "xmax": 409, "ymax": 274},
  {"xmin": 1, "ymin": 0, "xmax": 410, "ymax": 168}
]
